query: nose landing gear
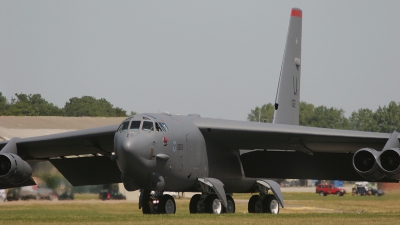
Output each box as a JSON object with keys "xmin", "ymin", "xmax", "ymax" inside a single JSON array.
[{"xmin": 140, "ymin": 190, "xmax": 176, "ymax": 214}]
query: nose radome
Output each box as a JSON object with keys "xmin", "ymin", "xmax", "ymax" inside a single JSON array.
[{"xmin": 116, "ymin": 133, "xmax": 152, "ymax": 160}]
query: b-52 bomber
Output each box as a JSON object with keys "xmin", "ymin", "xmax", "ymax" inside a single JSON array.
[{"xmin": 0, "ymin": 8, "xmax": 399, "ymax": 215}]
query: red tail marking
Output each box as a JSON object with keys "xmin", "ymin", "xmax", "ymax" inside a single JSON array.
[{"xmin": 291, "ymin": 9, "xmax": 302, "ymax": 18}]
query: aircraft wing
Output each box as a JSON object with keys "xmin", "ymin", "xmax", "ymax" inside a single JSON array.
[
  {"xmin": 193, "ymin": 118, "xmax": 400, "ymax": 182},
  {"xmin": 193, "ymin": 118, "xmax": 392, "ymax": 153},
  {"xmin": 0, "ymin": 124, "xmax": 121, "ymax": 187},
  {"xmin": 0, "ymin": 124, "xmax": 119, "ymax": 159}
]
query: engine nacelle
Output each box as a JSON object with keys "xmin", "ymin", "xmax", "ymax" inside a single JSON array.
[
  {"xmin": 378, "ymin": 148, "xmax": 400, "ymax": 180},
  {"xmin": 0, "ymin": 153, "xmax": 32, "ymax": 184},
  {"xmin": 353, "ymin": 148, "xmax": 385, "ymax": 181}
]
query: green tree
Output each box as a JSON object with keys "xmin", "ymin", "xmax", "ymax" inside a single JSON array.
[
  {"xmin": 248, "ymin": 102, "xmax": 350, "ymax": 129},
  {"xmin": 114, "ymin": 107, "xmax": 128, "ymax": 117},
  {"xmin": 375, "ymin": 101, "xmax": 400, "ymax": 133},
  {"xmin": 0, "ymin": 92, "xmax": 9, "ymax": 115},
  {"xmin": 349, "ymin": 108, "xmax": 379, "ymax": 132},
  {"xmin": 8, "ymin": 93, "xmax": 64, "ymax": 116},
  {"xmin": 299, "ymin": 102, "xmax": 315, "ymax": 126},
  {"xmin": 307, "ymin": 105, "xmax": 350, "ymax": 129},
  {"xmin": 247, "ymin": 103, "xmax": 274, "ymax": 122},
  {"xmin": 64, "ymin": 96, "xmax": 127, "ymax": 117}
]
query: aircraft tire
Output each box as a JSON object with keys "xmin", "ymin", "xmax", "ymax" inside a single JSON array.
[
  {"xmin": 225, "ymin": 195, "xmax": 235, "ymax": 213},
  {"xmin": 248, "ymin": 195, "xmax": 259, "ymax": 213},
  {"xmin": 264, "ymin": 195, "xmax": 279, "ymax": 214},
  {"xmin": 158, "ymin": 194, "xmax": 176, "ymax": 214},
  {"xmin": 205, "ymin": 194, "xmax": 223, "ymax": 214},
  {"xmin": 141, "ymin": 194, "xmax": 151, "ymax": 214},
  {"xmin": 189, "ymin": 194, "xmax": 201, "ymax": 214}
]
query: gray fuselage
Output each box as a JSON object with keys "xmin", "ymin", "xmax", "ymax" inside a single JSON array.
[{"xmin": 114, "ymin": 113, "xmax": 258, "ymax": 193}]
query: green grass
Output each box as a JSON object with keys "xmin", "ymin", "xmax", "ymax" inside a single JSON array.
[
  {"xmin": 0, "ymin": 192, "xmax": 399, "ymax": 224},
  {"xmin": 73, "ymin": 193, "xmax": 99, "ymax": 201}
]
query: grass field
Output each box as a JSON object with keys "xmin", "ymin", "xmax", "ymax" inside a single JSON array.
[{"xmin": 0, "ymin": 192, "xmax": 399, "ymax": 224}]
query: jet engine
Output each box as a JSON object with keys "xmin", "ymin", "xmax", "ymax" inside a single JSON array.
[
  {"xmin": 0, "ymin": 153, "xmax": 32, "ymax": 184},
  {"xmin": 353, "ymin": 148, "xmax": 385, "ymax": 181},
  {"xmin": 379, "ymin": 148, "xmax": 400, "ymax": 180}
]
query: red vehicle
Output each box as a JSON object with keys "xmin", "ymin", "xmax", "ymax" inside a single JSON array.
[{"xmin": 316, "ymin": 184, "xmax": 346, "ymax": 196}]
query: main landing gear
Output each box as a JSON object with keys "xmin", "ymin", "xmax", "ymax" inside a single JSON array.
[
  {"xmin": 247, "ymin": 180, "xmax": 284, "ymax": 214},
  {"xmin": 189, "ymin": 178, "xmax": 283, "ymax": 215},
  {"xmin": 189, "ymin": 193, "xmax": 235, "ymax": 214},
  {"xmin": 140, "ymin": 190, "xmax": 176, "ymax": 214},
  {"xmin": 139, "ymin": 179, "xmax": 283, "ymax": 215},
  {"xmin": 189, "ymin": 178, "xmax": 235, "ymax": 214},
  {"xmin": 189, "ymin": 178, "xmax": 284, "ymax": 214},
  {"xmin": 248, "ymin": 194, "xmax": 279, "ymax": 214}
]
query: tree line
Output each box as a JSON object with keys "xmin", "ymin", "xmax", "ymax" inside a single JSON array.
[
  {"xmin": 1, "ymin": 92, "xmax": 398, "ymax": 132},
  {"xmin": 0, "ymin": 92, "xmax": 135, "ymax": 117},
  {"xmin": 248, "ymin": 101, "xmax": 400, "ymax": 133}
]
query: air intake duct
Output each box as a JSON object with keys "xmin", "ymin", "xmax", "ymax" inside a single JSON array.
[
  {"xmin": 0, "ymin": 153, "xmax": 32, "ymax": 184},
  {"xmin": 353, "ymin": 148, "xmax": 385, "ymax": 181},
  {"xmin": 378, "ymin": 148, "xmax": 400, "ymax": 180}
]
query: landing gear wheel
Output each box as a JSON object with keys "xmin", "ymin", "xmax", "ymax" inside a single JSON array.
[
  {"xmin": 205, "ymin": 194, "xmax": 223, "ymax": 214},
  {"xmin": 189, "ymin": 194, "xmax": 201, "ymax": 214},
  {"xmin": 248, "ymin": 195, "xmax": 259, "ymax": 213},
  {"xmin": 141, "ymin": 194, "xmax": 151, "ymax": 214},
  {"xmin": 225, "ymin": 195, "xmax": 235, "ymax": 214},
  {"xmin": 158, "ymin": 194, "xmax": 176, "ymax": 214},
  {"xmin": 264, "ymin": 195, "xmax": 280, "ymax": 214}
]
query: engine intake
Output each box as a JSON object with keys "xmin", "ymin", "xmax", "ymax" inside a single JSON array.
[
  {"xmin": 353, "ymin": 148, "xmax": 385, "ymax": 181},
  {"xmin": 0, "ymin": 153, "xmax": 32, "ymax": 184},
  {"xmin": 379, "ymin": 148, "xmax": 400, "ymax": 180}
]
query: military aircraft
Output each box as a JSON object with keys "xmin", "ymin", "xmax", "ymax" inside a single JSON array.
[{"xmin": 0, "ymin": 8, "xmax": 399, "ymax": 215}]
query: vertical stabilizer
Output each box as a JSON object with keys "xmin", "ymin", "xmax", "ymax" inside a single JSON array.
[{"xmin": 272, "ymin": 8, "xmax": 302, "ymax": 125}]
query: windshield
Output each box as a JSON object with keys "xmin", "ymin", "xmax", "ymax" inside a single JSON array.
[
  {"xmin": 118, "ymin": 121, "xmax": 130, "ymax": 131},
  {"xmin": 130, "ymin": 121, "xmax": 141, "ymax": 130},
  {"xmin": 118, "ymin": 119, "xmax": 165, "ymax": 133},
  {"xmin": 142, "ymin": 121, "xmax": 154, "ymax": 132},
  {"xmin": 159, "ymin": 122, "xmax": 169, "ymax": 131}
]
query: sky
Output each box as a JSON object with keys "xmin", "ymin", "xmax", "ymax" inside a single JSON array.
[{"xmin": 1, "ymin": 1, "xmax": 399, "ymax": 121}]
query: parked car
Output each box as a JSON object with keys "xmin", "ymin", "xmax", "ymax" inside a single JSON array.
[
  {"xmin": 355, "ymin": 185, "xmax": 384, "ymax": 196},
  {"xmin": 316, "ymin": 184, "xmax": 346, "ymax": 196},
  {"xmin": 99, "ymin": 184, "xmax": 126, "ymax": 200},
  {"xmin": 37, "ymin": 186, "xmax": 57, "ymax": 200},
  {"xmin": 370, "ymin": 188, "xmax": 385, "ymax": 196},
  {"xmin": 7, "ymin": 185, "xmax": 57, "ymax": 201},
  {"xmin": 6, "ymin": 188, "xmax": 20, "ymax": 201},
  {"xmin": 58, "ymin": 188, "xmax": 74, "ymax": 200},
  {"xmin": 0, "ymin": 189, "xmax": 6, "ymax": 202},
  {"xmin": 19, "ymin": 185, "xmax": 38, "ymax": 200}
]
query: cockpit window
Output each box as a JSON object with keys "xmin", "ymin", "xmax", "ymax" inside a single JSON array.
[
  {"xmin": 155, "ymin": 122, "xmax": 163, "ymax": 132},
  {"xmin": 129, "ymin": 121, "xmax": 141, "ymax": 130},
  {"xmin": 118, "ymin": 121, "xmax": 130, "ymax": 132},
  {"xmin": 142, "ymin": 121, "xmax": 154, "ymax": 132},
  {"xmin": 160, "ymin": 122, "xmax": 169, "ymax": 131}
]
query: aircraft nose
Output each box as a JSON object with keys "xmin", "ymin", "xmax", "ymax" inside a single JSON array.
[{"xmin": 115, "ymin": 132, "xmax": 151, "ymax": 162}]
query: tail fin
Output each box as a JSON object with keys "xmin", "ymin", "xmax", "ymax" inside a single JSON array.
[{"xmin": 272, "ymin": 8, "xmax": 302, "ymax": 125}]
